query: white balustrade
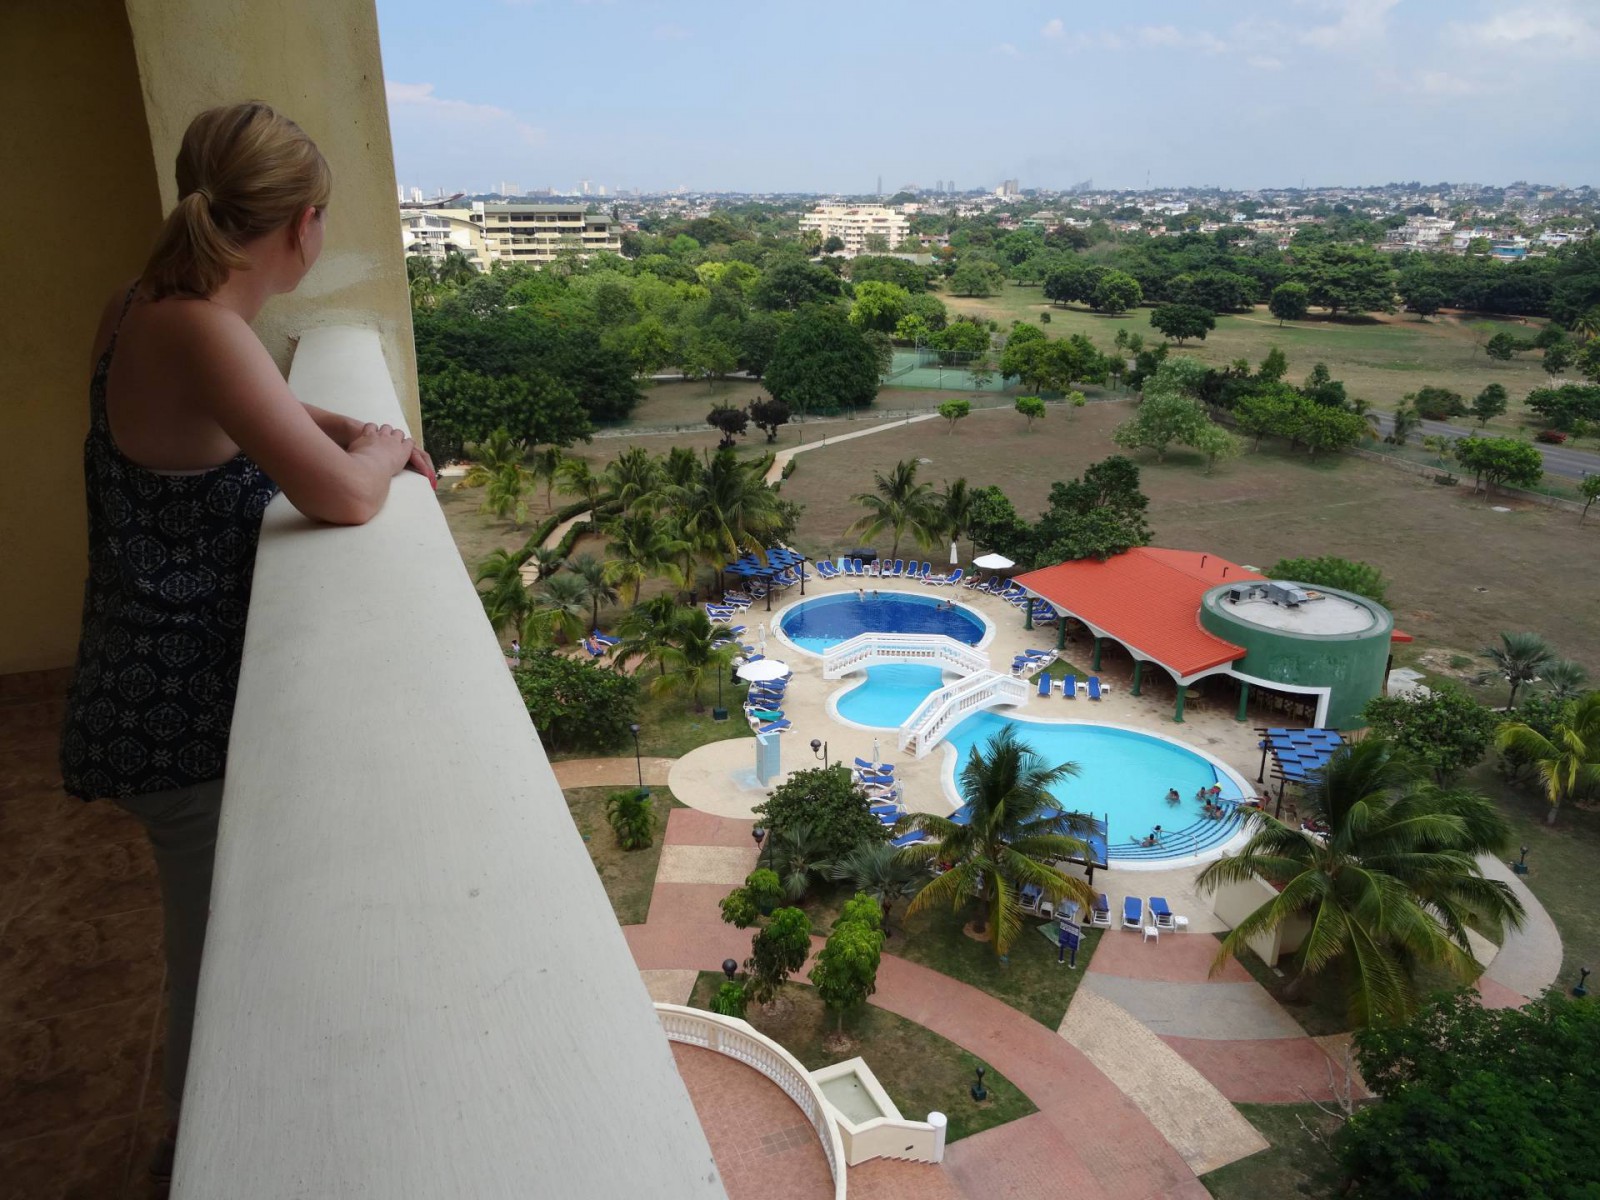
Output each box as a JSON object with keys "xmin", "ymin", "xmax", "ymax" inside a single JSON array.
[
  {"xmin": 821, "ymin": 632, "xmax": 989, "ymax": 680},
  {"xmin": 657, "ymin": 1005, "xmax": 848, "ymax": 1200},
  {"xmin": 898, "ymin": 670, "xmax": 1029, "ymax": 758}
]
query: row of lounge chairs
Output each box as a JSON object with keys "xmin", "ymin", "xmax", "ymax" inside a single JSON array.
[
  {"xmin": 744, "ymin": 675, "xmax": 791, "ymax": 736},
  {"xmin": 815, "ymin": 558, "xmax": 966, "ymax": 586},
  {"xmin": 1031, "ymin": 671, "xmax": 1110, "ymax": 701},
  {"xmin": 1123, "ymin": 896, "xmax": 1178, "ymax": 940},
  {"xmin": 581, "ymin": 630, "xmax": 620, "ymax": 658}
]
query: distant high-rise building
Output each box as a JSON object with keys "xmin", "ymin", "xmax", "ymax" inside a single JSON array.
[
  {"xmin": 579, "ymin": 180, "xmax": 591, "ymax": 195},
  {"xmin": 935, "ymin": 179, "xmax": 943, "ymax": 193},
  {"xmin": 409, "ymin": 187, "xmax": 424, "ymax": 204},
  {"xmin": 797, "ymin": 204, "xmax": 909, "ymax": 254},
  {"xmin": 498, "ymin": 181, "xmax": 521, "ymax": 197},
  {"xmin": 877, "ymin": 174, "xmax": 882, "ymax": 198},
  {"xmin": 597, "ymin": 185, "xmax": 607, "ymax": 197}
]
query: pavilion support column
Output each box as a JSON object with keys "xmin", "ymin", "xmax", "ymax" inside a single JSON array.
[
  {"xmin": 1055, "ymin": 620, "xmax": 1066, "ymax": 651},
  {"xmin": 1173, "ymin": 687, "xmax": 1186, "ymax": 724},
  {"xmin": 1091, "ymin": 636, "xmax": 1102, "ymax": 672},
  {"xmin": 1024, "ymin": 605, "xmax": 1033, "ymax": 631},
  {"xmin": 1130, "ymin": 661, "xmax": 1143, "ymax": 697},
  {"xmin": 1236, "ymin": 681, "xmax": 1250, "ymax": 723}
]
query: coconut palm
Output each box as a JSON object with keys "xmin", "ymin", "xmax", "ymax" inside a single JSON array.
[
  {"xmin": 564, "ymin": 553, "xmax": 619, "ymax": 633},
  {"xmin": 1496, "ymin": 692, "xmax": 1600, "ymax": 825},
  {"xmin": 824, "ymin": 841, "xmax": 926, "ymax": 934},
  {"xmin": 1539, "ymin": 659, "xmax": 1590, "ymax": 701},
  {"xmin": 523, "ymin": 572, "xmax": 591, "ymax": 646},
  {"xmin": 436, "ymin": 249, "xmax": 477, "ymax": 289},
  {"xmin": 612, "ymin": 594, "xmax": 681, "ymax": 677},
  {"xmin": 936, "ymin": 476, "xmax": 976, "ymax": 544},
  {"xmin": 1196, "ymin": 738, "xmax": 1524, "ymax": 1024},
  {"xmin": 766, "ymin": 820, "xmax": 833, "ymax": 902},
  {"xmin": 555, "ymin": 455, "xmax": 606, "ymax": 517},
  {"xmin": 523, "ymin": 546, "xmax": 566, "ymax": 583},
  {"xmin": 1477, "ymin": 631, "xmax": 1556, "ymax": 708},
  {"xmin": 1571, "ymin": 307, "xmax": 1600, "ymax": 341},
  {"xmin": 649, "ymin": 608, "xmax": 736, "ymax": 713},
  {"xmin": 897, "ymin": 725, "xmax": 1095, "ymax": 958},
  {"xmin": 676, "ymin": 448, "xmax": 786, "ymax": 567},
  {"xmin": 474, "ymin": 548, "xmax": 533, "ymax": 637},
  {"xmin": 601, "ymin": 510, "xmax": 687, "ymax": 606},
  {"xmin": 846, "ymin": 459, "xmax": 940, "ymax": 563},
  {"xmin": 460, "ymin": 428, "xmax": 530, "ymax": 488},
  {"xmin": 529, "ymin": 446, "xmax": 564, "ymax": 509},
  {"xmin": 603, "ymin": 447, "xmax": 664, "ymax": 515}
]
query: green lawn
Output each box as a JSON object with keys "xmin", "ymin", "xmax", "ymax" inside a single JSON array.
[
  {"xmin": 630, "ymin": 682, "xmax": 755, "ymax": 760},
  {"xmin": 686, "ymin": 971, "xmax": 1036, "ymax": 1143},
  {"xmin": 562, "ymin": 785, "xmax": 683, "ymax": 925},
  {"xmin": 885, "ymin": 902, "xmax": 1103, "ymax": 1029},
  {"xmin": 1201, "ymin": 1103, "xmax": 1345, "ymax": 1199},
  {"xmin": 946, "ymin": 283, "xmax": 1559, "ymax": 437}
]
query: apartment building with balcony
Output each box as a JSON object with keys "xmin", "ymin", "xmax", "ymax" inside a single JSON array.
[
  {"xmin": 469, "ymin": 201, "xmax": 623, "ymax": 263},
  {"xmin": 400, "ymin": 208, "xmax": 489, "ymax": 270},
  {"xmin": 798, "ymin": 205, "xmax": 910, "ymax": 254}
]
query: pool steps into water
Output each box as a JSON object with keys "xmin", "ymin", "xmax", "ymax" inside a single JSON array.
[
  {"xmin": 900, "ymin": 670, "xmax": 1030, "ymax": 758},
  {"xmin": 821, "ymin": 632, "xmax": 990, "ymax": 680}
]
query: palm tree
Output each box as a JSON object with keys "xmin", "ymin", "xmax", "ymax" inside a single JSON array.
[
  {"xmin": 936, "ymin": 477, "xmax": 975, "ymax": 547},
  {"xmin": 1496, "ymin": 692, "xmax": 1600, "ymax": 825},
  {"xmin": 766, "ymin": 820, "xmax": 833, "ymax": 902},
  {"xmin": 1477, "ymin": 631, "xmax": 1556, "ymax": 708},
  {"xmin": 1540, "ymin": 659, "xmax": 1590, "ymax": 701},
  {"xmin": 648, "ymin": 608, "xmax": 736, "ymax": 713},
  {"xmin": 897, "ymin": 726, "xmax": 1095, "ymax": 958},
  {"xmin": 825, "ymin": 841, "xmax": 926, "ymax": 935},
  {"xmin": 676, "ymin": 448, "xmax": 786, "ymax": 568},
  {"xmin": 461, "ymin": 429, "xmax": 529, "ymax": 488},
  {"xmin": 523, "ymin": 546, "xmax": 565, "ymax": 583},
  {"xmin": 1571, "ymin": 307, "xmax": 1600, "ymax": 342},
  {"xmin": 529, "ymin": 446, "xmax": 565, "ymax": 510},
  {"xmin": 846, "ymin": 459, "xmax": 940, "ymax": 563},
  {"xmin": 613, "ymin": 594, "xmax": 681, "ymax": 678},
  {"xmin": 1196, "ymin": 738, "xmax": 1524, "ymax": 1024},
  {"xmin": 436, "ymin": 249, "xmax": 478, "ymax": 289},
  {"xmin": 566, "ymin": 553, "xmax": 619, "ymax": 633},
  {"xmin": 603, "ymin": 447, "xmax": 664, "ymax": 515},
  {"xmin": 603, "ymin": 510, "xmax": 688, "ymax": 606},
  {"xmin": 555, "ymin": 455, "xmax": 605, "ymax": 517},
  {"xmin": 474, "ymin": 548, "xmax": 532, "ymax": 637},
  {"xmin": 523, "ymin": 572, "xmax": 591, "ymax": 646}
]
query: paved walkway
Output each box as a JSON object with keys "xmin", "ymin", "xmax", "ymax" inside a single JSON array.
[
  {"xmin": 1476, "ymin": 855, "xmax": 1564, "ymax": 1004},
  {"xmin": 517, "ymin": 509, "xmax": 591, "ymax": 585},
  {"xmin": 763, "ymin": 413, "xmax": 939, "ymax": 485},
  {"xmin": 552, "ymin": 756, "xmax": 673, "ymax": 789}
]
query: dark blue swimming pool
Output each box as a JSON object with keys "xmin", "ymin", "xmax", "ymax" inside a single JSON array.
[{"xmin": 779, "ymin": 592, "xmax": 986, "ymax": 654}]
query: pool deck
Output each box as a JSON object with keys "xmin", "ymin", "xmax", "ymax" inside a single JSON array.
[{"xmin": 669, "ymin": 573, "xmax": 1267, "ymax": 859}]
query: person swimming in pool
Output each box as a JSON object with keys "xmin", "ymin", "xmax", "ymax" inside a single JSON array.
[{"xmin": 1166, "ymin": 788, "xmax": 1180, "ymax": 805}]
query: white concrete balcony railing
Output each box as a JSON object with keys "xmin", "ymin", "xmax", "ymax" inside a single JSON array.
[
  {"xmin": 175, "ymin": 327, "xmax": 726, "ymax": 1199},
  {"xmin": 821, "ymin": 632, "xmax": 989, "ymax": 680},
  {"xmin": 900, "ymin": 670, "xmax": 1029, "ymax": 758},
  {"xmin": 657, "ymin": 1005, "xmax": 848, "ymax": 1200}
]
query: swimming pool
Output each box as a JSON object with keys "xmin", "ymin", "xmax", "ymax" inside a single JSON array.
[
  {"xmin": 832, "ymin": 665, "xmax": 1247, "ymax": 863},
  {"xmin": 778, "ymin": 592, "xmax": 987, "ymax": 655}
]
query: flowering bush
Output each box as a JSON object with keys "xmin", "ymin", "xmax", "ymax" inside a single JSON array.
[{"xmin": 1535, "ymin": 429, "xmax": 1568, "ymax": 444}]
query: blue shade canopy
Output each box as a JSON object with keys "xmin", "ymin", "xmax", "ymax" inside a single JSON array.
[{"xmin": 1262, "ymin": 728, "xmax": 1344, "ymax": 783}]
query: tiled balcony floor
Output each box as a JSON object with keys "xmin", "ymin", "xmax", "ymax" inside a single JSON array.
[{"xmin": 0, "ymin": 670, "xmax": 169, "ymax": 1199}]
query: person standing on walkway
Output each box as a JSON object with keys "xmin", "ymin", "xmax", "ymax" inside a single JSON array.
[{"xmin": 58, "ymin": 102, "xmax": 433, "ymax": 1183}]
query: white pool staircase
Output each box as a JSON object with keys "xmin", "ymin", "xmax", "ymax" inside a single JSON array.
[
  {"xmin": 898, "ymin": 670, "xmax": 1030, "ymax": 759},
  {"xmin": 821, "ymin": 632, "xmax": 990, "ymax": 680}
]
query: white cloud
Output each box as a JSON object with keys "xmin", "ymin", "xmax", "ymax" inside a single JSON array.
[
  {"xmin": 1298, "ymin": 0, "xmax": 1399, "ymax": 50},
  {"xmin": 1413, "ymin": 70, "xmax": 1476, "ymax": 96},
  {"xmin": 1041, "ymin": 18, "xmax": 1064, "ymax": 39},
  {"xmin": 385, "ymin": 81, "xmax": 545, "ymax": 147},
  {"xmin": 993, "ymin": 42, "xmax": 1022, "ymax": 58},
  {"xmin": 1138, "ymin": 25, "xmax": 1183, "ymax": 47},
  {"xmin": 1135, "ymin": 25, "xmax": 1227, "ymax": 53},
  {"xmin": 1248, "ymin": 55, "xmax": 1285, "ymax": 70},
  {"xmin": 1450, "ymin": 4, "xmax": 1600, "ymax": 59}
]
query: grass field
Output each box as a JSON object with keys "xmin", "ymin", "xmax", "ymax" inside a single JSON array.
[
  {"xmin": 685, "ymin": 971, "xmax": 1036, "ymax": 1143},
  {"xmin": 1201, "ymin": 1103, "xmax": 1344, "ymax": 1199},
  {"xmin": 562, "ymin": 785, "xmax": 684, "ymax": 926},
  {"xmin": 946, "ymin": 283, "xmax": 1564, "ymax": 438}
]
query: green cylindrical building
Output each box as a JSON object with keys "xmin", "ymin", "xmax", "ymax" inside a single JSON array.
[{"xmin": 1198, "ymin": 581, "xmax": 1393, "ymax": 729}]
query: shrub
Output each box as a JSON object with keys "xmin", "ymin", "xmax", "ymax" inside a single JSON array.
[
  {"xmin": 1266, "ymin": 555, "xmax": 1389, "ymax": 605},
  {"xmin": 1406, "ymin": 386, "xmax": 1466, "ymax": 420},
  {"xmin": 1536, "ymin": 429, "xmax": 1568, "ymax": 444},
  {"xmin": 709, "ymin": 981, "xmax": 748, "ymax": 1018},
  {"xmin": 605, "ymin": 788, "xmax": 654, "ymax": 850},
  {"xmin": 512, "ymin": 650, "xmax": 639, "ymax": 752},
  {"xmin": 1038, "ymin": 311, "xmax": 1051, "ymax": 323},
  {"xmin": 753, "ymin": 767, "xmax": 887, "ymax": 861}
]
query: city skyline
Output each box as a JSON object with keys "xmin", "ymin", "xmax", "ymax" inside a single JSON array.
[{"xmin": 377, "ymin": 0, "xmax": 1600, "ymax": 196}]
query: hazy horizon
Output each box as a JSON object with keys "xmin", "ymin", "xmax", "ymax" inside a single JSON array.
[{"xmin": 377, "ymin": 0, "xmax": 1600, "ymax": 197}]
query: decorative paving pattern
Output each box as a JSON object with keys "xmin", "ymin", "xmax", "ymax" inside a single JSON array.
[
  {"xmin": 641, "ymin": 969, "xmax": 699, "ymax": 1006},
  {"xmin": 655, "ymin": 844, "xmax": 759, "ymax": 886}
]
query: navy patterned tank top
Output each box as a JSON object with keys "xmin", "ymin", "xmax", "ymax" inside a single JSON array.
[{"xmin": 60, "ymin": 289, "xmax": 280, "ymax": 799}]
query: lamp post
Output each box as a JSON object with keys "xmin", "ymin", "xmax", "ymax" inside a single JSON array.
[
  {"xmin": 752, "ymin": 825, "xmax": 767, "ymax": 869},
  {"xmin": 629, "ymin": 723, "xmax": 645, "ymax": 797},
  {"xmin": 969, "ymin": 1066, "xmax": 988, "ymax": 1102},
  {"xmin": 1575, "ymin": 967, "xmax": 1591, "ymax": 999},
  {"xmin": 713, "ymin": 662, "xmax": 728, "ymax": 723},
  {"xmin": 1513, "ymin": 845, "xmax": 1530, "ymax": 875},
  {"xmin": 810, "ymin": 738, "xmax": 829, "ymax": 770},
  {"xmin": 722, "ymin": 959, "xmax": 739, "ymax": 983}
]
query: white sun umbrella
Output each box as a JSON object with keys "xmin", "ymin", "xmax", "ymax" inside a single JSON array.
[
  {"xmin": 973, "ymin": 552, "xmax": 1015, "ymax": 570},
  {"xmin": 872, "ymin": 735, "xmax": 882, "ymax": 766},
  {"xmin": 737, "ymin": 658, "xmax": 789, "ymax": 683},
  {"xmin": 950, "ymin": 540, "xmax": 960, "ymax": 566}
]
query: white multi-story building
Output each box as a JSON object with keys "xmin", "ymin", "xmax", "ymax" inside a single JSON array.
[
  {"xmin": 400, "ymin": 208, "xmax": 489, "ymax": 270},
  {"xmin": 467, "ymin": 202, "xmax": 623, "ymax": 264},
  {"xmin": 798, "ymin": 204, "xmax": 910, "ymax": 253}
]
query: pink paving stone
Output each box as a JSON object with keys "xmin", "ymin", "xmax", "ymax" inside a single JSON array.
[
  {"xmin": 671, "ymin": 1043, "xmax": 836, "ymax": 1200},
  {"xmin": 1085, "ymin": 929, "xmax": 1252, "ymax": 984},
  {"xmin": 666, "ymin": 807, "xmax": 758, "ymax": 849},
  {"xmin": 1475, "ymin": 975, "xmax": 1528, "ymax": 1010},
  {"xmin": 646, "ymin": 881, "xmax": 743, "ymax": 929},
  {"xmin": 849, "ymin": 1156, "xmax": 965, "ymax": 1200},
  {"xmin": 1159, "ymin": 1035, "xmax": 1371, "ymax": 1104}
]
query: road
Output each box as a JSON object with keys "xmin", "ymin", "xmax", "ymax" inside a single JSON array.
[{"xmin": 1366, "ymin": 412, "xmax": 1599, "ymax": 482}]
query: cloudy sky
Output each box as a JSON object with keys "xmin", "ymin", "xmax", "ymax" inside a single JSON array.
[{"xmin": 376, "ymin": 0, "xmax": 1599, "ymax": 195}]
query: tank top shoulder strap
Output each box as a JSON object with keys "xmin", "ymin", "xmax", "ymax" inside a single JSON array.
[{"xmin": 91, "ymin": 284, "xmax": 141, "ymax": 416}]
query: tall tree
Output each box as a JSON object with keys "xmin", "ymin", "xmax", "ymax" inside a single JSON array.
[
  {"xmin": 809, "ymin": 894, "xmax": 885, "ymax": 1031},
  {"xmin": 566, "ymin": 552, "xmax": 619, "ymax": 631},
  {"xmin": 846, "ymin": 459, "xmax": 940, "ymax": 561},
  {"xmin": 1495, "ymin": 692, "xmax": 1600, "ymax": 824},
  {"xmin": 898, "ymin": 726, "xmax": 1096, "ymax": 958},
  {"xmin": 823, "ymin": 844, "xmax": 925, "ymax": 935},
  {"xmin": 1477, "ymin": 631, "xmax": 1556, "ymax": 708},
  {"xmin": 764, "ymin": 304, "xmax": 881, "ymax": 417},
  {"xmin": 1196, "ymin": 739, "xmax": 1523, "ymax": 1024}
]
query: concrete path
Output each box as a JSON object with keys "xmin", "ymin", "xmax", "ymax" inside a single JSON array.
[
  {"xmin": 1082, "ymin": 975, "xmax": 1306, "ymax": 1041},
  {"xmin": 1059, "ymin": 987, "xmax": 1269, "ymax": 1176},
  {"xmin": 552, "ymin": 755, "xmax": 673, "ymax": 789},
  {"xmin": 763, "ymin": 413, "xmax": 939, "ymax": 485},
  {"xmin": 518, "ymin": 509, "xmax": 591, "ymax": 585},
  {"xmin": 1476, "ymin": 854, "xmax": 1564, "ymax": 1001}
]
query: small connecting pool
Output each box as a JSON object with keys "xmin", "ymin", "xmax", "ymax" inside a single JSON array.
[
  {"xmin": 778, "ymin": 592, "xmax": 986, "ymax": 655},
  {"xmin": 832, "ymin": 663, "xmax": 1247, "ymax": 863}
]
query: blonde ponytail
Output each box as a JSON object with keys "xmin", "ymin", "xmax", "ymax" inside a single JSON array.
[{"xmin": 140, "ymin": 102, "xmax": 332, "ymax": 299}]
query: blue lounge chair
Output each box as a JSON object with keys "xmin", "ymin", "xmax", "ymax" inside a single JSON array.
[
  {"xmin": 1150, "ymin": 897, "xmax": 1173, "ymax": 929},
  {"xmin": 853, "ymin": 558, "xmax": 865, "ymax": 575},
  {"xmin": 582, "ymin": 637, "xmax": 604, "ymax": 658},
  {"xmin": 891, "ymin": 830, "xmax": 931, "ymax": 848},
  {"xmin": 591, "ymin": 630, "xmax": 620, "ymax": 647},
  {"xmin": 945, "ymin": 568, "xmax": 964, "ymax": 587},
  {"xmin": 854, "ymin": 756, "xmax": 890, "ymax": 772},
  {"xmin": 1037, "ymin": 671, "xmax": 1052, "ymax": 698},
  {"xmin": 858, "ymin": 771, "xmax": 895, "ymax": 787},
  {"xmin": 840, "ymin": 558, "xmax": 856, "ymax": 576},
  {"xmin": 1092, "ymin": 893, "xmax": 1112, "ymax": 928},
  {"xmin": 756, "ymin": 718, "xmax": 791, "ymax": 735},
  {"xmin": 1062, "ymin": 675, "xmax": 1077, "ymax": 699},
  {"xmin": 1122, "ymin": 896, "xmax": 1143, "ymax": 930},
  {"xmin": 1087, "ymin": 676, "xmax": 1102, "ymax": 701},
  {"xmin": 918, "ymin": 562, "xmax": 934, "ymax": 579}
]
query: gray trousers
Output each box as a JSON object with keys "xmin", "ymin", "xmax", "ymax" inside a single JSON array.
[{"xmin": 115, "ymin": 778, "xmax": 225, "ymax": 1119}]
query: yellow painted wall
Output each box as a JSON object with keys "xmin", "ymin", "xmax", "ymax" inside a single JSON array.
[
  {"xmin": 0, "ymin": 0, "xmax": 419, "ymax": 675},
  {"xmin": 124, "ymin": 0, "xmax": 421, "ymax": 431},
  {"xmin": 0, "ymin": 0, "xmax": 163, "ymax": 673}
]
